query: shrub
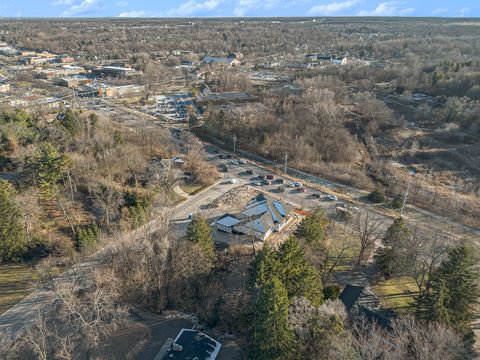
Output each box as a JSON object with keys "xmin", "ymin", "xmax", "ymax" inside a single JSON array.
[
  {"xmin": 75, "ymin": 225, "xmax": 99, "ymax": 251},
  {"xmin": 323, "ymin": 284, "xmax": 341, "ymax": 300},
  {"xmin": 392, "ymin": 194, "xmax": 403, "ymax": 209},
  {"xmin": 368, "ymin": 185, "xmax": 386, "ymax": 203}
]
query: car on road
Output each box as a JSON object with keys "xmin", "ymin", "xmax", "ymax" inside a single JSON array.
[
  {"xmin": 297, "ymin": 187, "xmax": 307, "ymax": 193},
  {"xmin": 325, "ymin": 194, "xmax": 338, "ymax": 201},
  {"xmin": 289, "ymin": 181, "xmax": 303, "ymax": 188}
]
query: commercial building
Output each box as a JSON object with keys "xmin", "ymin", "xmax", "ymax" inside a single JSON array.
[{"xmin": 215, "ymin": 194, "xmax": 293, "ymax": 241}]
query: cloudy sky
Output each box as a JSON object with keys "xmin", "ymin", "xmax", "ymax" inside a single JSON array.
[{"xmin": 0, "ymin": 0, "xmax": 478, "ymax": 18}]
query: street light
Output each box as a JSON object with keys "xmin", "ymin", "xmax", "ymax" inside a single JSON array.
[{"xmin": 233, "ymin": 134, "xmax": 237, "ymax": 155}]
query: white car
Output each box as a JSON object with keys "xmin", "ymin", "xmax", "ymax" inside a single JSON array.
[
  {"xmin": 289, "ymin": 181, "xmax": 303, "ymax": 188},
  {"xmin": 325, "ymin": 195, "xmax": 338, "ymax": 201},
  {"xmin": 229, "ymin": 178, "xmax": 239, "ymax": 184}
]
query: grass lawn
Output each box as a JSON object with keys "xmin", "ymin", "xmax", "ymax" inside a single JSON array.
[
  {"xmin": 180, "ymin": 183, "xmax": 205, "ymax": 196},
  {"xmin": 0, "ymin": 263, "xmax": 36, "ymax": 315},
  {"xmin": 373, "ymin": 276, "xmax": 419, "ymax": 314}
]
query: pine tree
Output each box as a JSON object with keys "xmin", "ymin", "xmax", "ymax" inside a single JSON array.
[
  {"xmin": 383, "ymin": 217, "xmax": 410, "ymax": 248},
  {"xmin": 415, "ymin": 245, "xmax": 479, "ymax": 333},
  {"xmin": 0, "ymin": 180, "xmax": 27, "ymax": 263},
  {"xmin": 277, "ymin": 237, "xmax": 324, "ymax": 306},
  {"xmin": 296, "ymin": 209, "xmax": 327, "ymax": 247},
  {"xmin": 26, "ymin": 143, "xmax": 70, "ymax": 199},
  {"xmin": 186, "ymin": 214, "xmax": 216, "ymax": 264},
  {"xmin": 252, "ymin": 276, "xmax": 293, "ymax": 360}
]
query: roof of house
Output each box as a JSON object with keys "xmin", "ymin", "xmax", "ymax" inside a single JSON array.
[
  {"xmin": 339, "ymin": 285, "xmax": 365, "ymax": 311},
  {"xmin": 215, "ymin": 214, "xmax": 241, "ymax": 227},
  {"xmin": 202, "ymin": 56, "xmax": 237, "ymax": 65},
  {"xmin": 162, "ymin": 329, "xmax": 221, "ymax": 360}
]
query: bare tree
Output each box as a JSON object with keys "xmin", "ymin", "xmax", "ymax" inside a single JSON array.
[{"xmin": 352, "ymin": 211, "xmax": 385, "ymax": 266}]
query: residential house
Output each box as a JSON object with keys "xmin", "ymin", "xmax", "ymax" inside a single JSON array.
[
  {"xmin": 202, "ymin": 56, "xmax": 241, "ymax": 67},
  {"xmin": 339, "ymin": 285, "xmax": 395, "ymax": 328},
  {"xmin": 162, "ymin": 329, "xmax": 221, "ymax": 360},
  {"xmin": 214, "ymin": 194, "xmax": 293, "ymax": 241}
]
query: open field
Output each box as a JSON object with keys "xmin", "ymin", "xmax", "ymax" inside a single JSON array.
[
  {"xmin": 0, "ymin": 263, "xmax": 36, "ymax": 316},
  {"xmin": 373, "ymin": 276, "xmax": 419, "ymax": 314}
]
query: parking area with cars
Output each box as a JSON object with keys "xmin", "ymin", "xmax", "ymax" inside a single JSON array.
[{"xmin": 203, "ymin": 146, "xmax": 355, "ymax": 213}]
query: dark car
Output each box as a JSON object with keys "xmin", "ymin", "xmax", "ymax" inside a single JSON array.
[
  {"xmin": 297, "ymin": 187, "xmax": 307, "ymax": 193},
  {"xmin": 275, "ymin": 179, "xmax": 284, "ymax": 184},
  {"xmin": 311, "ymin": 193, "xmax": 322, "ymax": 199},
  {"xmin": 226, "ymin": 154, "xmax": 233, "ymax": 159},
  {"xmin": 266, "ymin": 174, "xmax": 275, "ymax": 180},
  {"xmin": 261, "ymin": 179, "xmax": 270, "ymax": 185},
  {"xmin": 246, "ymin": 169, "xmax": 254, "ymax": 175},
  {"xmin": 259, "ymin": 174, "xmax": 266, "ymax": 179}
]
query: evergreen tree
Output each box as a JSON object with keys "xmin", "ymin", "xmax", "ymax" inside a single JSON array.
[
  {"xmin": 277, "ymin": 237, "xmax": 324, "ymax": 306},
  {"xmin": 26, "ymin": 143, "xmax": 70, "ymax": 199},
  {"xmin": 383, "ymin": 217, "xmax": 410, "ymax": 248},
  {"xmin": 61, "ymin": 109, "xmax": 80, "ymax": 136},
  {"xmin": 296, "ymin": 209, "xmax": 327, "ymax": 247},
  {"xmin": 0, "ymin": 180, "xmax": 27, "ymax": 263},
  {"xmin": 252, "ymin": 276, "xmax": 294, "ymax": 360},
  {"xmin": 368, "ymin": 185, "xmax": 386, "ymax": 203},
  {"xmin": 186, "ymin": 214, "xmax": 215, "ymax": 264},
  {"xmin": 415, "ymin": 245, "xmax": 479, "ymax": 333}
]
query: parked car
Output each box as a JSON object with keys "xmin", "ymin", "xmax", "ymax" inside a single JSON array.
[
  {"xmin": 229, "ymin": 178, "xmax": 238, "ymax": 184},
  {"xmin": 226, "ymin": 154, "xmax": 233, "ymax": 159},
  {"xmin": 311, "ymin": 193, "xmax": 322, "ymax": 199},
  {"xmin": 259, "ymin": 174, "xmax": 266, "ymax": 179},
  {"xmin": 266, "ymin": 174, "xmax": 275, "ymax": 180},
  {"xmin": 289, "ymin": 181, "xmax": 302, "ymax": 188},
  {"xmin": 325, "ymin": 195, "xmax": 338, "ymax": 201},
  {"xmin": 246, "ymin": 169, "xmax": 254, "ymax": 175},
  {"xmin": 218, "ymin": 164, "xmax": 229, "ymax": 172},
  {"xmin": 251, "ymin": 181, "xmax": 262, "ymax": 186},
  {"xmin": 261, "ymin": 179, "xmax": 270, "ymax": 186},
  {"xmin": 275, "ymin": 179, "xmax": 284, "ymax": 184},
  {"xmin": 238, "ymin": 159, "xmax": 247, "ymax": 164},
  {"xmin": 337, "ymin": 201, "xmax": 347, "ymax": 208},
  {"xmin": 297, "ymin": 187, "xmax": 307, "ymax": 193}
]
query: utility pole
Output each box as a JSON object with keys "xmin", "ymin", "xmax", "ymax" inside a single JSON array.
[
  {"xmin": 233, "ymin": 134, "xmax": 237, "ymax": 156},
  {"xmin": 284, "ymin": 153, "xmax": 288, "ymax": 174},
  {"xmin": 400, "ymin": 173, "xmax": 414, "ymax": 216}
]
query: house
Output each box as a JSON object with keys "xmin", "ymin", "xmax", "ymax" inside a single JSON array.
[
  {"xmin": 162, "ymin": 328, "xmax": 221, "ymax": 360},
  {"xmin": 339, "ymin": 285, "xmax": 395, "ymax": 328},
  {"xmin": 202, "ymin": 56, "xmax": 241, "ymax": 67},
  {"xmin": 214, "ymin": 194, "xmax": 293, "ymax": 241}
]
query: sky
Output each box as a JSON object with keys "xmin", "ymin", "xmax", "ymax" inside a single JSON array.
[{"xmin": 0, "ymin": 0, "xmax": 478, "ymax": 18}]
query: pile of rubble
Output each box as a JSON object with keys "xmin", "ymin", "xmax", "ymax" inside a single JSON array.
[{"xmin": 212, "ymin": 185, "xmax": 258, "ymax": 211}]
